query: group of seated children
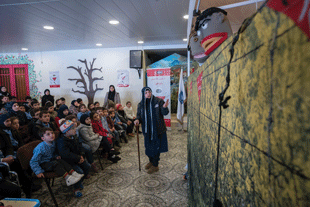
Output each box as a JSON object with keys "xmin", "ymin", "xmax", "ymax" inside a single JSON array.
[{"xmin": 0, "ymin": 90, "xmax": 136, "ymax": 198}]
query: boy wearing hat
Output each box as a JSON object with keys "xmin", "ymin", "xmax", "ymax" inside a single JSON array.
[{"xmin": 57, "ymin": 120, "xmax": 91, "ymax": 197}]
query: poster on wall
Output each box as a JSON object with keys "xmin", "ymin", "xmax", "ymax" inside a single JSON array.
[
  {"xmin": 49, "ymin": 71, "xmax": 60, "ymax": 88},
  {"xmin": 117, "ymin": 70, "xmax": 129, "ymax": 87},
  {"xmin": 147, "ymin": 68, "xmax": 171, "ymax": 130}
]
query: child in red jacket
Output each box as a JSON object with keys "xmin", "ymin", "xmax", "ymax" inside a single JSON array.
[{"xmin": 90, "ymin": 112, "xmax": 113, "ymax": 146}]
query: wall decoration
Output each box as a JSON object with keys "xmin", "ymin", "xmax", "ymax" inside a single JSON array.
[
  {"xmin": 187, "ymin": 3, "xmax": 310, "ymax": 206},
  {"xmin": 49, "ymin": 71, "xmax": 60, "ymax": 88},
  {"xmin": 67, "ymin": 58, "xmax": 103, "ymax": 104},
  {"xmin": 0, "ymin": 54, "xmax": 42, "ymax": 100},
  {"xmin": 117, "ymin": 70, "xmax": 129, "ymax": 87},
  {"xmin": 147, "ymin": 68, "xmax": 171, "ymax": 129}
]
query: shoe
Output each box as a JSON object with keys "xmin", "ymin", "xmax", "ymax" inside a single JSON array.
[
  {"xmin": 123, "ymin": 136, "xmax": 128, "ymax": 143},
  {"xmin": 74, "ymin": 189, "xmax": 83, "ymax": 198},
  {"xmin": 115, "ymin": 155, "xmax": 121, "ymax": 161},
  {"xmin": 110, "ymin": 150, "xmax": 120, "ymax": 155},
  {"xmin": 128, "ymin": 133, "xmax": 135, "ymax": 137},
  {"xmin": 115, "ymin": 141, "xmax": 121, "ymax": 147},
  {"xmin": 65, "ymin": 175, "xmax": 82, "ymax": 186},
  {"xmin": 71, "ymin": 171, "xmax": 84, "ymax": 179},
  {"xmin": 147, "ymin": 166, "xmax": 159, "ymax": 174},
  {"xmin": 91, "ymin": 163, "xmax": 99, "ymax": 173},
  {"xmin": 145, "ymin": 162, "xmax": 153, "ymax": 170},
  {"xmin": 108, "ymin": 155, "xmax": 119, "ymax": 163},
  {"xmin": 138, "ymin": 131, "xmax": 142, "ymax": 134}
]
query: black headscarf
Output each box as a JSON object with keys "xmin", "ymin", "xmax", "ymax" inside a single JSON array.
[
  {"xmin": 80, "ymin": 114, "xmax": 90, "ymax": 126},
  {"xmin": 57, "ymin": 104, "xmax": 69, "ymax": 119},
  {"xmin": 0, "ymin": 113, "xmax": 11, "ymax": 129},
  {"xmin": 108, "ymin": 85, "xmax": 116, "ymax": 102}
]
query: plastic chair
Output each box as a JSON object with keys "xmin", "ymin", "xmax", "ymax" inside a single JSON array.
[{"xmin": 17, "ymin": 140, "xmax": 61, "ymax": 207}]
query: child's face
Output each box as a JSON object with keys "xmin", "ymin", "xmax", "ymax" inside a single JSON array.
[
  {"xmin": 103, "ymin": 110, "xmax": 108, "ymax": 117},
  {"xmin": 80, "ymin": 106, "xmax": 86, "ymax": 113},
  {"xmin": 56, "ymin": 100, "xmax": 62, "ymax": 105},
  {"xmin": 126, "ymin": 102, "xmax": 131, "ymax": 108},
  {"xmin": 40, "ymin": 113, "xmax": 50, "ymax": 123},
  {"xmin": 95, "ymin": 103, "xmax": 100, "ymax": 107},
  {"xmin": 11, "ymin": 119, "xmax": 19, "ymax": 130},
  {"xmin": 11, "ymin": 98, "xmax": 17, "ymax": 102},
  {"xmin": 1, "ymin": 87, "xmax": 7, "ymax": 92},
  {"xmin": 108, "ymin": 107, "xmax": 115, "ymax": 112},
  {"xmin": 19, "ymin": 106, "xmax": 26, "ymax": 112},
  {"xmin": 12, "ymin": 103, "xmax": 19, "ymax": 112},
  {"xmin": 42, "ymin": 130, "xmax": 55, "ymax": 143},
  {"xmin": 89, "ymin": 104, "xmax": 94, "ymax": 110},
  {"xmin": 33, "ymin": 103, "xmax": 40, "ymax": 109},
  {"xmin": 63, "ymin": 109, "xmax": 69, "ymax": 116},
  {"xmin": 74, "ymin": 101, "xmax": 79, "ymax": 107},
  {"xmin": 85, "ymin": 117, "xmax": 91, "ymax": 125},
  {"xmin": 2, "ymin": 97, "xmax": 9, "ymax": 103},
  {"xmin": 97, "ymin": 110, "xmax": 103, "ymax": 117},
  {"xmin": 66, "ymin": 127, "xmax": 76, "ymax": 136},
  {"xmin": 92, "ymin": 113, "xmax": 100, "ymax": 121},
  {"xmin": 62, "ymin": 100, "xmax": 66, "ymax": 104},
  {"xmin": 71, "ymin": 118, "xmax": 78, "ymax": 127},
  {"xmin": 34, "ymin": 111, "xmax": 40, "ymax": 119},
  {"xmin": 4, "ymin": 118, "xmax": 11, "ymax": 127},
  {"xmin": 48, "ymin": 106, "xmax": 54, "ymax": 113},
  {"xmin": 26, "ymin": 99, "xmax": 32, "ymax": 104},
  {"xmin": 110, "ymin": 112, "xmax": 115, "ymax": 118}
]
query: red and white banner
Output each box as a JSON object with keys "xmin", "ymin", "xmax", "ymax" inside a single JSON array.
[
  {"xmin": 49, "ymin": 71, "xmax": 60, "ymax": 88},
  {"xmin": 147, "ymin": 68, "xmax": 171, "ymax": 129},
  {"xmin": 117, "ymin": 70, "xmax": 129, "ymax": 87}
]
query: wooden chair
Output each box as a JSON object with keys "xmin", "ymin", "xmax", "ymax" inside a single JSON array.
[{"xmin": 17, "ymin": 140, "xmax": 61, "ymax": 207}]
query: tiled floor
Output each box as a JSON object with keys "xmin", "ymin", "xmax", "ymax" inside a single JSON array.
[{"xmin": 31, "ymin": 126, "xmax": 188, "ymax": 206}]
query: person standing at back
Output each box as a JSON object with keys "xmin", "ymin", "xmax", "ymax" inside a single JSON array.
[
  {"xmin": 134, "ymin": 87, "xmax": 169, "ymax": 174},
  {"xmin": 41, "ymin": 89, "xmax": 54, "ymax": 107},
  {"xmin": 104, "ymin": 85, "xmax": 121, "ymax": 108}
]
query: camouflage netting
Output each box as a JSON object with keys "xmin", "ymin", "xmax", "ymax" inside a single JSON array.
[{"xmin": 187, "ymin": 5, "xmax": 310, "ymax": 207}]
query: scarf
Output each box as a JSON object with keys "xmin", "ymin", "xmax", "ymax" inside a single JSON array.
[
  {"xmin": 57, "ymin": 104, "xmax": 69, "ymax": 119},
  {"xmin": 108, "ymin": 85, "xmax": 116, "ymax": 101},
  {"xmin": 80, "ymin": 114, "xmax": 90, "ymax": 126}
]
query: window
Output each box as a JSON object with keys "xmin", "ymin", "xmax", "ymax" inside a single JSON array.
[{"xmin": 0, "ymin": 64, "xmax": 30, "ymax": 101}]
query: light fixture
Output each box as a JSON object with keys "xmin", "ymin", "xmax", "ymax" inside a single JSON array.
[
  {"xmin": 96, "ymin": 43, "xmax": 102, "ymax": 46},
  {"xmin": 43, "ymin": 25, "xmax": 54, "ymax": 30},
  {"xmin": 21, "ymin": 48, "xmax": 28, "ymax": 51},
  {"xmin": 138, "ymin": 41, "xmax": 144, "ymax": 44},
  {"xmin": 183, "ymin": 14, "xmax": 189, "ymax": 19},
  {"xmin": 183, "ymin": 38, "xmax": 187, "ymax": 41},
  {"xmin": 109, "ymin": 20, "xmax": 119, "ymax": 25}
]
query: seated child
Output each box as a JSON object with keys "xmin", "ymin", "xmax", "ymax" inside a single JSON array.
[
  {"xmin": 115, "ymin": 104, "xmax": 134, "ymax": 137},
  {"xmin": 19, "ymin": 104, "xmax": 32, "ymax": 120},
  {"xmin": 90, "ymin": 112, "xmax": 112, "ymax": 145},
  {"xmin": 77, "ymin": 104, "xmax": 90, "ymax": 121},
  {"xmin": 4, "ymin": 102, "xmax": 29, "ymax": 126},
  {"xmin": 79, "ymin": 114, "xmax": 120, "ymax": 163},
  {"xmin": 94, "ymin": 102, "xmax": 100, "ymax": 108},
  {"xmin": 9, "ymin": 117, "xmax": 25, "ymax": 149},
  {"xmin": 56, "ymin": 120, "xmax": 91, "ymax": 197},
  {"xmin": 66, "ymin": 115, "xmax": 98, "ymax": 173},
  {"xmin": 45, "ymin": 102, "xmax": 57, "ymax": 121},
  {"xmin": 33, "ymin": 110, "xmax": 58, "ymax": 140},
  {"xmin": 23, "ymin": 96, "xmax": 32, "ymax": 112},
  {"xmin": 55, "ymin": 104, "xmax": 70, "ymax": 128},
  {"xmin": 28, "ymin": 99, "xmax": 40, "ymax": 116},
  {"xmin": 87, "ymin": 103, "xmax": 95, "ymax": 113},
  {"xmin": 30, "ymin": 128, "xmax": 84, "ymax": 190},
  {"xmin": 108, "ymin": 110, "xmax": 128, "ymax": 143}
]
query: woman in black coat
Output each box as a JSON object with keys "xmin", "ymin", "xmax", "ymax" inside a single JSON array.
[{"xmin": 41, "ymin": 89, "xmax": 54, "ymax": 107}]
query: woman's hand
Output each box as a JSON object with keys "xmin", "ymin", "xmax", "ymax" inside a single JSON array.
[{"xmin": 163, "ymin": 99, "xmax": 169, "ymax": 108}]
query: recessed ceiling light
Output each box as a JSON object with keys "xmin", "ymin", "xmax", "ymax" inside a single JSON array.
[
  {"xmin": 138, "ymin": 41, "xmax": 144, "ymax": 44},
  {"xmin": 43, "ymin": 26, "xmax": 54, "ymax": 30},
  {"xmin": 183, "ymin": 38, "xmax": 187, "ymax": 41},
  {"xmin": 21, "ymin": 48, "xmax": 28, "ymax": 51},
  {"xmin": 96, "ymin": 43, "xmax": 102, "ymax": 46},
  {"xmin": 109, "ymin": 20, "xmax": 119, "ymax": 25},
  {"xmin": 183, "ymin": 14, "xmax": 189, "ymax": 19}
]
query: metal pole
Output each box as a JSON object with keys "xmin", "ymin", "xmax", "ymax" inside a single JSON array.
[{"xmin": 136, "ymin": 125, "xmax": 141, "ymax": 171}]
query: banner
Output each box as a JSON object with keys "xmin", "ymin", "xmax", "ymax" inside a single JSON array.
[
  {"xmin": 49, "ymin": 71, "xmax": 60, "ymax": 88},
  {"xmin": 177, "ymin": 68, "xmax": 186, "ymax": 124},
  {"xmin": 147, "ymin": 68, "xmax": 171, "ymax": 129},
  {"xmin": 117, "ymin": 70, "xmax": 129, "ymax": 87}
]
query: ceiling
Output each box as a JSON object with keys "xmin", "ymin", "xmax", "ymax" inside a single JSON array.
[{"xmin": 0, "ymin": 0, "xmax": 263, "ymax": 53}]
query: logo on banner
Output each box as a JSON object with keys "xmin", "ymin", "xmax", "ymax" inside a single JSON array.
[{"xmin": 197, "ymin": 71, "xmax": 203, "ymax": 102}]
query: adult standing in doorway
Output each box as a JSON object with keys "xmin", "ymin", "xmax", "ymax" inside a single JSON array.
[
  {"xmin": 104, "ymin": 85, "xmax": 121, "ymax": 108},
  {"xmin": 134, "ymin": 87, "xmax": 169, "ymax": 174}
]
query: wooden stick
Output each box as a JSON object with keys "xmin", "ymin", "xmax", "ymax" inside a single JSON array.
[{"xmin": 136, "ymin": 125, "xmax": 141, "ymax": 171}]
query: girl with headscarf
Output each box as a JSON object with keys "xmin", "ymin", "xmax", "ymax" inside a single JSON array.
[
  {"xmin": 69, "ymin": 100, "xmax": 79, "ymax": 115},
  {"xmin": 134, "ymin": 87, "xmax": 169, "ymax": 174},
  {"xmin": 4, "ymin": 102, "xmax": 29, "ymax": 126},
  {"xmin": 55, "ymin": 104, "xmax": 71, "ymax": 128},
  {"xmin": 103, "ymin": 85, "xmax": 121, "ymax": 108},
  {"xmin": 41, "ymin": 89, "xmax": 54, "ymax": 107}
]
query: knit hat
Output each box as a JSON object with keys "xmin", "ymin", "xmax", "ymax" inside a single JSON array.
[
  {"xmin": 115, "ymin": 104, "xmax": 122, "ymax": 111},
  {"xmin": 80, "ymin": 114, "xmax": 90, "ymax": 126},
  {"xmin": 60, "ymin": 120, "xmax": 74, "ymax": 133}
]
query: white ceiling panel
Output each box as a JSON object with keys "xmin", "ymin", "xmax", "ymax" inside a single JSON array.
[{"xmin": 0, "ymin": 0, "xmax": 262, "ymax": 53}]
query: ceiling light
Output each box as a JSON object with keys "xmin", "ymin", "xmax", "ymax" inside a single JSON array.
[
  {"xmin": 96, "ymin": 43, "xmax": 102, "ymax": 46},
  {"xmin": 183, "ymin": 15, "xmax": 189, "ymax": 19},
  {"xmin": 43, "ymin": 26, "xmax": 54, "ymax": 30},
  {"xmin": 138, "ymin": 41, "xmax": 144, "ymax": 44},
  {"xmin": 183, "ymin": 38, "xmax": 187, "ymax": 41},
  {"xmin": 21, "ymin": 48, "xmax": 28, "ymax": 51},
  {"xmin": 109, "ymin": 20, "xmax": 119, "ymax": 25}
]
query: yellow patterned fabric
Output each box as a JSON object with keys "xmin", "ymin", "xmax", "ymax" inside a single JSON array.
[{"xmin": 187, "ymin": 5, "xmax": 310, "ymax": 206}]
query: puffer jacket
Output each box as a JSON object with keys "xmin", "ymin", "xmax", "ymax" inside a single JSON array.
[{"xmin": 78, "ymin": 123, "xmax": 102, "ymax": 153}]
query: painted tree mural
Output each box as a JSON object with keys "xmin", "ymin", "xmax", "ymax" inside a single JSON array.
[{"xmin": 67, "ymin": 58, "xmax": 103, "ymax": 103}]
